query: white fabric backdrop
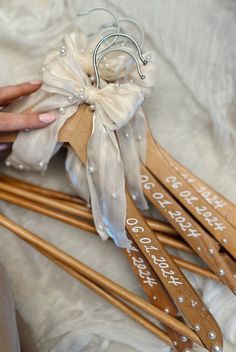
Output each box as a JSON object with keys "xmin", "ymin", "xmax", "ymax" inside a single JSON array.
[{"xmin": 0, "ymin": 0, "xmax": 236, "ymax": 351}]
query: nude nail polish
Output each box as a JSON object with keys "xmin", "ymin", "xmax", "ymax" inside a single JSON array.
[
  {"xmin": 39, "ymin": 114, "xmax": 56, "ymax": 124},
  {"xmin": 30, "ymin": 80, "xmax": 43, "ymax": 85}
]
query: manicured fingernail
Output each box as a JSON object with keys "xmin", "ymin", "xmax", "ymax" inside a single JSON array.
[
  {"xmin": 39, "ymin": 113, "xmax": 56, "ymax": 124},
  {"xmin": 0, "ymin": 143, "xmax": 11, "ymax": 151},
  {"xmin": 30, "ymin": 80, "xmax": 43, "ymax": 85}
]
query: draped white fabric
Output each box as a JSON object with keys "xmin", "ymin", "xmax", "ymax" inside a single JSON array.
[{"xmin": 0, "ymin": 1, "xmax": 236, "ymax": 352}]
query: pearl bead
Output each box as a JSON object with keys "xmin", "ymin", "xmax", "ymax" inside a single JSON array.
[
  {"xmin": 112, "ymin": 192, "xmax": 118, "ymax": 200},
  {"xmin": 173, "ymin": 341, "xmax": 178, "ymax": 346},
  {"xmin": 218, "ymin": 269, "xmax": 225, "ymax": 276},
  {"xmin": 90, "ymin": 75, "xmax": 96, "ymax": 83},
  {"xmin": 197, "ymin": 246, "xmax": 201, "ymax": 251},
  {"xmin": 208, "ymin": 331, "xmax": 216, "ymax": 340},
  {"xmin": 208, "ymin": 248, "xmax": 214, "ymax": 254},
  {"xmin": 67, "ymin": 96, "xmax": 73, "ymax": 102},
  {"xmin": 194, "ymin": 324, "xmax": 201, "ymax": 331},
  {"xmin": 146, "ymin": 54, "xmax": 152, "ymax": 61},
  {"xmin": 38, "ymin": 161, "xmax": 44, "ymax": 168},
  {"xmin": 153, "ymin": 295, "xmax": 157, "ymax": 300},
  {"xmin": 211, "ymin": 345, "xmax": 222, "ymax": 352},
  {"xmin": 5, "ymin": 160, "xmax": 11, "ymax": 167},
  {"xmin": 141, "ymin": 74, "xmax": 146, "ymax": 79},
  {"xmin": 124, "ymin": 132, "xmax": 129, "ymax": 139},
  {"xmin": 114, "ymin": 81, "xmax": 120, "ymax": 90},
  {"xmin": 183, "ymin": 349, "xmax": 192, "ymax": 352},
  {"xmin": 180, "ymin": 336, "xmax": 188, "ymax": 342},
  {"xmin": 60, "ymin": 46, "xmax": 67, "ymax": 56},
  {"xmin": 177, "ymin": 296, "xmax": 184, "ymax": 303},
  {"xmin": 222, "ymin": 237, "xmax": 228, "ymax": 244},
  {"xmin": 19, "ymin": 164, "xmax": 24, "ymax": 170},
  {"xmin": 88, "ymin": 166, "xmax": 95, "ymax": 174},
  {"xmin": 80, "ymin": 48, "xmax": 84, "ymax": 53},
  {"xmin": 132, "ymin": 194, "xmax": 137, "ymax": 201},
  {"xmin": 89, "ymin": 48, "xmax": 93, "ymax": 53},
  {"xmin": 233, "ymin": 274, "xmax": 236, "ymax": 279},
  {"xmin": 73, "ymin": 92, "xmax": 80, "ymax": 98},
  {"xmin": 129, "ymin": 79, "xmax": 133, "ymax": 83},
  {"xmin": 98, "ymin": 224, "xmax": 103, "ymax": 230},
  {"xmin": 137, "ymin": 135, "xmax": 142, "ymax": 141},
  {"xmin": 59, "ymin": 107, "xmax": 65, "ymax": 115},
  {"xmin": 89, "ymin": 104, "xmax": 96, "ymax": 111},
  {"xmin": 164, "ymin": 308, "xmax": 169, "ymax": 314}
]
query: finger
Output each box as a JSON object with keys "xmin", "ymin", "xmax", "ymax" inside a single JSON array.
[
  {"xmin": 0, "ymin": 81, "xmax": 43, "ymax": 105},
  {"xmin": 0, "ymin": 112, "xmax": 56, "ymax": 132}
]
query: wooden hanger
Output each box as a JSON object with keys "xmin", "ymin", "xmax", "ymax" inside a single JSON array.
[{"xmin": 47, "ymin": 104, "xmax": 223, "ymax": 351}]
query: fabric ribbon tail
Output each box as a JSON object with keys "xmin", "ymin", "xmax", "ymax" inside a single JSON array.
[
  {"xmin": 130, "ymin": 107, "xmax": 147, "ymax": 164},
  {"xmin": 65, "ymin": 147, "xmax": 90, "ymax": 204},
  {"xmin": 117, "ymin": 123, "xmax": 148, "ymax": 210},
  {"xmin": 86, "ymin": 113, "xmax": 131, "ymax": 248}
]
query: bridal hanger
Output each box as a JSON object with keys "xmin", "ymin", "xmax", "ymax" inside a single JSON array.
[
  {"xmin": 50, "ymin": 35, "xmax": 222, "ymax": 351},
  {"xmin": 159, "ymin": 146, "xmax": 236, "ymax": 229},
  {"xmin": 92, "ymin": 13, "xmax": 236, "ymax": 259},
  {"xmin": 0, "ymin": 26, "xmax": 224, "ymax": 351},
  {"xmin": 77, "ymin": 7, "xmax": 121, "ymax": 50}
]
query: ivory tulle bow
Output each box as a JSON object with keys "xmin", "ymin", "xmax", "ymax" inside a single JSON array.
[{"xmin": 6, "ymin": 33, "xmax": 144, "ymax": 247}]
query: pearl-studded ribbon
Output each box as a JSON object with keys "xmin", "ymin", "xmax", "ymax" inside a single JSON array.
[{"xmin": 6, "ymin": 32, "xmax": 144, "ymax": 248}]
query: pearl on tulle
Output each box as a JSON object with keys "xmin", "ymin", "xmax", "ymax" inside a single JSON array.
[
  {"xmin": 112, "ymin": 192, "xmax": 118, "ymax": 200},
  {"xmin": 114, "ymin": 81, "xmax": 120, "ymax": 89},
  {"xmin": 60, "ymin": 46, "xmax": 67, "ymax": 56},
  {"xmin": 90, "ymin": 75, "xmax": 96, "ymax": 83},
  {"xmin": 5, "ymin": 160, "xmax": 11, "ymax": 167},
  {"xmin": 38, "ymin": 161, "xmax": 45, "ymax": 168},
  {"xmin": 67, "ymin": 96, "xmax": 73, "ymax": 102},
  {"xmin": 180, "ymin": 336, "xmax": 188, "ymax": 343},
  {"xmin": 89, "ymin": 48, "xmax": 93, "ymax": 53},
  {"xmin": 137, "ymin": 135, "xmax": 142, "ymax": 141},
  {"xmin": 88, "ymin": 166, "xmax": 95, "ymax": 174},
  {"xmin": 124, "ymin": 132, "xmax": 129, "ymax": 139},
  {"xmin": 89, "ymin": 104, "xmax": 96, "ymax": 111},
  {"xmin": 104, "ymin": 62, "xmax": 109, "ymax": 69},
  {"xmin": 19, "ymin": 164, "xmax": 24, "ymax": 170},
  {"xmin": 218, "ymin": 269, "xmax": 225, "ymax": 276},
  {"xmin": 80, "ymin": 48, "xmax": 85, "ymax": 53},
  {"xmin": 208, "ymin": 331, "xmax": 216, "ymax": 340},
  {"xmin": 59, "ymin": 107, "xmax": 65, "ymax": 115},
  {"xmin": 177, "ymin": 296, "xmax": 184, "ymax": 303},
  {"xmin": 98, "ymin": 224, "xmax": 103, "ymax": 230},
  {"xmin": 146, "ymin": 54, "xmax": 152, "ymax": 61}
]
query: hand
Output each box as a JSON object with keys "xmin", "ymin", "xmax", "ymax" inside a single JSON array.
[
  {"xmin": 0, "ymin": 80, "xmax": 56, "ymax": 131},
  {"xmin": 0, "ymin": 80, "xmax": 56, "ymax": 159}
]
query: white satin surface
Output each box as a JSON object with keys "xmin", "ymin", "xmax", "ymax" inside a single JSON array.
[{"xmin": 1, "ymin": 1, "xmax": 236, "ymax": 352}]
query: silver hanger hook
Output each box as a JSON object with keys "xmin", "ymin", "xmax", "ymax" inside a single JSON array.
[
  {"xmin": 77, "ymin": 7, "xmax": 120, "ymax": 50},
  {"xmin": 93, "ymin": 33, "xmax": 147, "ymax": 87},
  {"xmin": 96, "ymin": 47, "xmax": 146, "ymax": 88},
  {"xmin": 99, "ymin": 17, "xmax": 145, "ymax": 50}
]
